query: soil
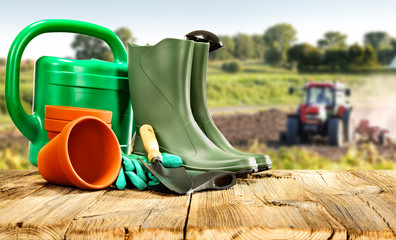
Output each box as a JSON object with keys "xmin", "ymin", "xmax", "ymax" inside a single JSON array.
[
  {"xmin": 212, "ymin": 109, "xmax": 396, "ymax": 160},
  {"xmin": 1, "ymin": 108, "xmax": 395, "ymax": 161},
  {"xmin": 0, "ymin": 127, "xmax": 28, "ymax": 149}
]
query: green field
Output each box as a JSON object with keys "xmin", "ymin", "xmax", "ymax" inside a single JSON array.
[
  {"xmin": 1, "ymin": 61, "xmax": 395, "ymax": 170},
  {"xmin": 0, "ymin": 60, "xmax": 388, "ymax": 119},
  {"xmin": 206, "ymin": 60, "xmax": 390, "ymax": 108}
]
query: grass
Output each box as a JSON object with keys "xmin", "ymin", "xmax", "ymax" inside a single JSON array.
[
  {"xmin": 0, "ymin": 125, "xmax": 32, "ymax": 170},
  {"xmin": 244, "ymin": 139, "xmax": 396, "ymax": 170},
  {"xmin": 0, "ymin": 148, "xmax": 32, "ymax": 170},
  {"xmin": 0, "ymin": 67, "xmax": 33, "ymax": 121},
  {"xmin": 206, "ymin": 60, "xmax": 365, "ymax": 107},
  {"xmin": 0, "ymin": 114, "xmax": 11, "ymax": 125},
  {"xmin": 0, "ymin": 67, "xmax": 34, "ymax": 83}
]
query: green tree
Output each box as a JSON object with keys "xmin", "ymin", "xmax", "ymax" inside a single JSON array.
[
  {"xmin": 347, "ymin": 43, "xmax": 365, "ymax": 66},
  {"xmin": 71, "ymin": 34, "xmax": 111, "ymax": 61},
  {"xmin": 232, "ymin": 33, "xmax": 255, "ymax": 60},
  {"xmin": 287, "ymin": 43, "xmax": 321, "ymax": 70},
  {"xmin": 209, "ymin": 35, "xmax": 235, "ymax": 60},
  {"xmin": 115, "ymin": 27, "xmax": 136, "ymax": 47},
  {"xmin": 363, "ymin": 32, "xmax": 391, "ymax": 50},
  {"xmin": 71, "ymin": 27, "xmax": 136, "ymax": 61},
  {"xmin": 317, "ymin": 31, "xmax": 347, "ymax": 49},
  {"xmin": 263, "ymin": 23, "xmax": 297, "ymax": 66},
  {"xmin": 322, "ymin": 49, "xmax": 348, "ymax": 70},
  {"xmin": 375, "ymin": 38, "xmax": 396, "ymax": 65},
  {"xmin": 252, "ymin": 34, "xmax": 266, "ymax": 59},
  {"xmin": 347, "ymin": 43, "xmax": 378, "ymax": 68},
  {"xmin": 362, "ymin": 45, "xmax": 378, "ymax": 67},
  {"xmin": 377, "ymin": 48, "xmax": 395, "ymax": 65},
  {"xmin": 390, "ymin": 38, "xmax": 396, "ymax": 51}
]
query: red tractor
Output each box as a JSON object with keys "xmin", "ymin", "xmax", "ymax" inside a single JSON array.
[{"xmin": 287, "ymin": 81, "xmax": 353, "ymax": 146}]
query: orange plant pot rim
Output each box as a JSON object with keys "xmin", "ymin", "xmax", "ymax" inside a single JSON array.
[
  {"xmin": 45, "ymin": 118, "xmax": 111, "ymax": 132},
  {"xmin": 45, "ymin": 105, "xmax": 112, "ymax": 123},
  {"xmin": 59, "ymin": 117, "xmax": 120, "ymax": 190}
]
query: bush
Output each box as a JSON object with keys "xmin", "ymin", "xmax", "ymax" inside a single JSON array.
[
  {"xmin": 221, "ymin": 60, "xmax": 243, "ymax": 73},
  {"xmin": 287, "ymin": 43, "xmax": 322, "ymax": 71},
  {"xmin": 322, "ymin": 49, "xmax": 348, "ymax": 70}
]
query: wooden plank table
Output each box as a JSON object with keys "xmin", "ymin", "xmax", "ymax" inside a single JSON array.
[{"xmin": 0, "ymin": 170, "xmax": 395, "ymax": 239}]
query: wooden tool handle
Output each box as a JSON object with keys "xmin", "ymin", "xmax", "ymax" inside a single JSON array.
[{"xmin": 140, "ymin": 124, "xmax": 162, "ymax": 164}]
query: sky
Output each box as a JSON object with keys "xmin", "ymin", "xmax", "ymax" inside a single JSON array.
[{"xmin": 1, "ymin": 0, "xmax": 396, "ymax": 59}]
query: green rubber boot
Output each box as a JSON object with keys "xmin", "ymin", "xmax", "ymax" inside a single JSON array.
[
  {"xmin": 128, "ymin": 39, "xmax": 258, "ymax": 175},
  {"xmin": 190, "ymin": 42, "xmax": 272, "ymax": 171}
]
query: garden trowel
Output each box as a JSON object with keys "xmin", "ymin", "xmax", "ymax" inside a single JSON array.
[
  {"xmin": 139, "ymin": 124, "xmax": 192, "ymax": 194},
  {"xmin": 138, "ymin": 124, "xmax": 237, "ymax": 195}
]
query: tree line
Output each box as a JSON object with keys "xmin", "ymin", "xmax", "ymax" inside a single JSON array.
[
  {"xmin": 1, "ymin": 23, "xmax": 395, "ymax": 72},
  {"xmin": 210, "ymin": 23, "xmax": 396, "ymax": 71},
  {"xmin": 63, "ymin": 23, "xmax": 396, "ymax": 71},
  {"xmin": 0, "ymin": 27, "xmax": 136, "ymax": 67}
]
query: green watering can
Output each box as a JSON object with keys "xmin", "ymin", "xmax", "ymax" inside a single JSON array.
[{"xmin": 5, "ymin": 19, "xmax": 133, "ymax": 166}]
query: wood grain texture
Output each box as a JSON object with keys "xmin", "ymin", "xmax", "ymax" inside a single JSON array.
[
  {"xmin": 66, "ymin": 188, "xmax": 190, "ymax": 240},
  {"xmin": 0, "ymin": 171, "xmax": 106, "ymax": 240},
  {"xmin": 0, "ymin": 170, "xmax": 395, "ymax": 239},
  {"xmin": 186, "ymin": 170, "xmax": 396, "ymax": 240}
]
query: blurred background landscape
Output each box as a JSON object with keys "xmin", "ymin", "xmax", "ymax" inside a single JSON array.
[{"xmin": 1, "ymin": 0, "xmax": 396, "ymax": 170}]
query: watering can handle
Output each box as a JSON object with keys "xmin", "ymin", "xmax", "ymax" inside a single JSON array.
[{"xmin": 5, "ymin": 19, "xmax": 127, "ymax": 142}]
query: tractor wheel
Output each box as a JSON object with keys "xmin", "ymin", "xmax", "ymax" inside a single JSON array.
[
  {"xmin": 286, "ymin": 117, "xmax": 299, "ymax": 145},
  {"xmin": 379, "ymin": 132, "xmax": 387, "ymax": 146},
  {"xmin": 328, "ymin": 118, "xmax": 343, "ymax": 146},
  {"xmin": 343, "ymin": 109, "xmax": 354, "ymax": 143}
]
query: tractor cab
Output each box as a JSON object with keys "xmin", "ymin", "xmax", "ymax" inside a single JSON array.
[
  {"xmin": 306, "ymin": 83, "xmax": 334, "ymax": 106},
  {"xmin": 287, "ymin": 80, "xmax": 353, "ymax": 146},
  {"xmin": 303, "ymin": 81, "xmax": 349, "ymax": 120}
]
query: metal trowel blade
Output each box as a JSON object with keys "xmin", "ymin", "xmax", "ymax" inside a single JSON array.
[{"xmin": 138, "ymin": 158, "xmax": 192, "ymax": 195}]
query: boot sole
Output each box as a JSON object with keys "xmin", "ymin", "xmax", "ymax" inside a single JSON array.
[
  {"xmin": 235, "ymin": 164, "xmax": 272, "ymax": 178},
  {"xmin": 258, "ymin": 164, "xmax": 272, "ymax": 172}
]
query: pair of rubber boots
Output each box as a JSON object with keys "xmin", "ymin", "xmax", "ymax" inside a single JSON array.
[{"xmin": 128, "ymin": 38, "xmax": 272, "ymax": 176}]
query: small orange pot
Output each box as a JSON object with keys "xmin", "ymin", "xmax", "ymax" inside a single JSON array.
[
  {"xmin": 47, "ymin": 131, "xmax": 59, "ymax": 141},
  {"xmin": 37, "ymin": 116, "xmax": 121, "ymax": 190},
  {"xmin": 45, "ymin": 118, "xmax": 112, "ymax": 140},
  {"xmin": 44, "ymin": 105, "xmax": 113, "ymax": 141},
  {"xmin": 45, "ymin": 105, "xmax": 112, "ymax": 123}
]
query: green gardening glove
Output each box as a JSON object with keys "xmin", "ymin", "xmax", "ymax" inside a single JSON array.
[{"xmin": 115, "ymin": 153, "xmax": 183, "ymax": 190}]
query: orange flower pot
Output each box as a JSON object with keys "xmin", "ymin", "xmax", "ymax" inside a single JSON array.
[
  {"xmin": 45, "ymin": 105, "xmax": 112, "ymax": 123},
  {"xmin": 37, "ymin": 116, "xmax": 121, "ymax": 190},
  {"xmin": 47, "ymin": 131, "xmax": 59, "ymax": 141},
  {"xmin": 44, "ymin": 118, "xmax": 112, "ymax": 140}
]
